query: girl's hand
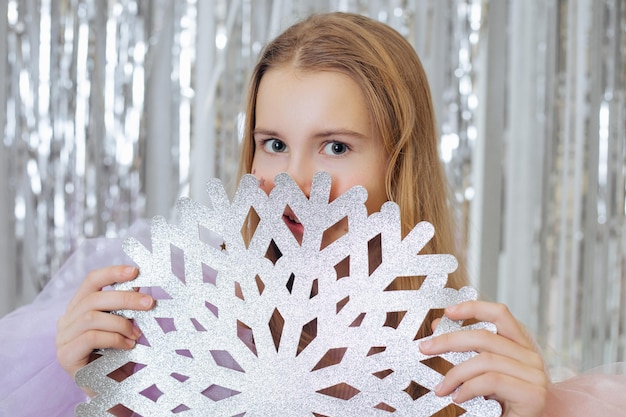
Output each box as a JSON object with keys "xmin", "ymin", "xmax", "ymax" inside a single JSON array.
[
  {"xmin": 419, "ymin": 301, "xmax": 548, "ymax": 417},
  {"xmin": 56, "ymin": 265, "xmax": 154, "ymax": 383}
]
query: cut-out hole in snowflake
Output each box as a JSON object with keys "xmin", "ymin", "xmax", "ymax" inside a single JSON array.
[
  {"xmin": 384, "ymin": 311, "xmax": 407, "ymax": 329},
  {"xmin": 202, "ymin": 384, "xmax": 241, "ymax": 401},
  {"xmin": 367, "ymin": 346, "xmax": 386, "ymax": 356},
  {"xmin": 321, "ymin": 216, "xmax": 348, "ymax": 249},
  {"xmin": 139, "ymin": 286, "xmax": 173, "ymax": 299},
  {"xmin": 75, "ymin": 172, "xmax": 501, "ymax": 417},
  {"xmin": 311, "ymin": 347, "xmax": 347, "ymax": 371},
  {"xmin": 235, "ymin": 281, "xmax": 244, "ymax": 300},
  {"xmin": 374, "ymin": 402, "xmax": 396, "ymax": 412},
  {"xmin": 170, "ymin": 244, "xmax": 186, "ymax": 284},
  {"xmin": 368, "ymin": 233, "xmax": 383, "ymax": 275},
  {"xmin": 139, "ymin": 384, "xmax": 163, "ymax": 402},
  {"xmin": 385, "ymin": 275, "xmax": 427, "ymax": 291},
  {"xmin": 373, "ymin": 369, "xmax": 394, "ymax": 379},
  {"xmin": 434, "ymin": 404, "xmax": 466, "ymax": 417},
  {"xmin": 211, "ymin": 349, "xmax": 245, "ymax": 372},
  {"xmin": 170, "ymin": 372, "xmax": 189, "ymax": 382},
  {"xmin": 241, "ymin": 206, "xmax": 260, "ymax": 249},
  {"xmin": 108, "ymin": 404, "xmax": 136, "ymax": 416},
  {"xmin": 205, "ymin": 300, "xmax": 218, "ymax": 317},
  {"xmin": 106, "ymin": 361, "xmax": 143, "ymax": 383},
  {"xmin": 334, "ymin": 255, "xmax": 350, "ymax": 279},
  {"xmin": 404, "ymin": 380, "xmax": 430, "ymax": 400},
  {"xmin": 317, "ymin": 383, "xmax": 360, "ymax": 400},
  {"xmin": 298, "ymin": 318, "xmax": 317, "ymax": 355},
  {"xmin": 175, "ymin": 349, "xmax": 192, "ymax": 358},
  {"xmin": 422, "ymin": 356, "xmax": 455, "ymax": 376},
  {"xmin": 310, "ymin": 278, "xmax": 319, "ymax": 298},
  {"xmin": 349, "ymin": 312, "xmax": 366, "ymax": 327},
  {"xmin": 155, "ymin": 317, "xmax": 175, "ymax": 334},
  {"xmin": 136, "ymin": 334, "xmax": 151, "ymax": 347},
  {"xmin": 172, "ymin": 404, "xmax": 190, "ymax": 413},
  {"xmin": 189, "ymin": 317, "xmax": 206, "ymax": 331},
  {"xmin": 265, "ymin": 239, "xmax": 282, "ymax": 264},
  {"xmin": 336, "ymin": 295, "xmax": 350, "ymax": 313},
  {"xmin": 202, "ymin": 262, "xmax": 217, "ymax": 285},
  {"xmin": 269, "ymin": 308, "xmax": 285, "ymax": 352},
  {"xmin": 415, "ymin": 308, "xmax": 445, "ymax": 339},
  {"xmin": 198, "ymin": 223, "xmax": 222, "ymax": 248},
  {"xmin": 255, "ymin": 274, "xmax": 265, "ymax": 295},
  {"xmin": 237, "ymin": 320, "xmax": 257, "ymax": 355},
  {"xmin": 286, "ymin": 273, "xmax": 296, "ymax": 293}
]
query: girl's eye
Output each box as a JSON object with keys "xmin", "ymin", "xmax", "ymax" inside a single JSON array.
[
  {"xmin": 263, "ymin": 139, "xmax": 287, "ymax": 153},
  {"xmin": 323, "ymin": 141, "xmax": 348, "ymax": 156}
]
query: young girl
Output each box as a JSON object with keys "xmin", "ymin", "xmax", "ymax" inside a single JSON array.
[
  {"xmin": 54, "ymin": 12, "xmax": 548, "ymax": 416},
  {"xmin": 4, "ymin": 11, "xmax": 621, "ymax": 417}
]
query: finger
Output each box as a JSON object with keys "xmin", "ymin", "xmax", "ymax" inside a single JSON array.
[
  {"xmin": 419, "ymin": 329, "xmax": 543, "ymax": 370},
  {"xmin": 61, "ymin": 290, "xmax": 154, "ymax": 330},
  {"xmin": 67, "ymin": 265, "xmax": 139, "ymax": 311},
  {"xmin": 435, "ymin": 352, "xmax": 547, "ymax": 397},
  {"xmin": 444, "ymin": 301, "xmax": 535, "ymax": 350},
  {"xmin": 57, "ymin": 311, "xmax": 142, "ymax": 347},
  {"xmin": 57, "ymin": 330, "xmax": 138, "ymax": 377},
  {"xmin": 448, "ymin": 371, "xmax": 547, "ymax": 408},
  {"xmin": 431, "ymin": 317, "xmax": 441, "ymax": 332}
]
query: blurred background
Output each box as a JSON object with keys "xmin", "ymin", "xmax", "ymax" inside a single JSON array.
[{"xmin": 0, "ymin": 0, "xmax": 624, "ymax": 376}]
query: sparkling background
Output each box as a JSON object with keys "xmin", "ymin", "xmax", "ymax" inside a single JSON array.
[{"xmin": 0, "ymin": 0, "xmax": 624, "ymax": 374}]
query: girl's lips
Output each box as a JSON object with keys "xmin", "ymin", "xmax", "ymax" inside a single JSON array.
[{"xmin": 283, "ymin": 213, "xmax": 304, "ymax": 242}]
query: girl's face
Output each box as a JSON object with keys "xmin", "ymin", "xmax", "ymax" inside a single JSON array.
[{"xmin": 251, "ymin": 66, "xmax": 388, "ymax": 244}]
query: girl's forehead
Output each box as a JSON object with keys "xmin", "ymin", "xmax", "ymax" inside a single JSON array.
[
  {"xmin": 256, "ymin": 68, "xmax": 369, "ymax": 122},
  {"xmin": 260, "ymin": 64, "xmax": 359, "ymax": 87},
  {"xmin": 256, "ymin": 67, "xmax": 365, "ymax": 110}
]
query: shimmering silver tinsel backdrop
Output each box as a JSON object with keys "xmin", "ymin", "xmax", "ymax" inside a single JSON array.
[{"xmin": 1, "ymin": 0, "xmax": 624, "ymax": 374}]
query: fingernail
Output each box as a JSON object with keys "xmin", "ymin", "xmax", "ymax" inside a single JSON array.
[
  {"xmin": 445, "ymin": 304, "xmax": 458, "ymax": 314},
  {"xmin": 434, "ymin": 383, "xmax": 443, "ymax": 394},
  {"xmin": 133, "ymin": 327, "xmax": 142, "ymax": 339},
  {"xmin": 140, "ymin": 296, "xmax": 153, "ymax": 308},
  {"xmin": 450, "ymin": 390, "xmax": 459, "ymax": 403},
  {"xmin": 124, "ymin": 266, "xmax": 137, "ymax": 277},
  {"xmin": 420, "ymin": 340, "xmax": 432, "ymax": 351}
]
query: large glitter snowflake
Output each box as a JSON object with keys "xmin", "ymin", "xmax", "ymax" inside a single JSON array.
[{"xmin": 75, "ymin": 172, "xmax": 502, "ymax": 417}]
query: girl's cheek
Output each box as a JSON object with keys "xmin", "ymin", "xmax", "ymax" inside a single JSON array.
[
  {"xmin": 252, "ymin": 167, "xmax": 277, "ymax": 195},
  {"xmin": 254, "ymin": 174, "xmax": 274, "ymax": 196},
  {"xmin": 259, "ymin": 177, "xmax": 273, "ymax": 194}
]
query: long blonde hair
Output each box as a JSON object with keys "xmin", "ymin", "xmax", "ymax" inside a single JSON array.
[
  {"xmin": 237, "ymin": 14, "xmax": 467, "ymax": 410},
  {"xmin": 238, "ymin": 12, "xmax": 466, "ymax": 290}
]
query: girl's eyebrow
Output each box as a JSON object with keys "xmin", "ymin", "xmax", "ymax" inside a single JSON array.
[
  {"xmin": 253, "ymin": 128, "xmax": 367, "ymax": 140},
  {"xmin": 313, "ymin": 129, "xmax": 368, "ymax": 140},
  {"xmin": 253, "ymin": 128, "xmax": 280, "ymax": 137}
]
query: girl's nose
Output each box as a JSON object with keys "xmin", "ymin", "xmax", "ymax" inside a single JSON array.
[{"xmin": 286, "ymin": 158, "xmax": 314, "ymax": 198}]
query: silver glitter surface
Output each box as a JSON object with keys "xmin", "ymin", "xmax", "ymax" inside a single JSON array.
[{"xmin": 75, "ymin": 173, "xmax": 501, "ymax": 416}]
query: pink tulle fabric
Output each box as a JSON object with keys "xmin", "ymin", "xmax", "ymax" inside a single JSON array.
[
  {"xmin": 1, "ymin": 219, "xmax": 625, "ymax": 416},
  {"xmin": 545, "ymin": 365, "xmax": 626, "ymax": 416},
  {"xmin": 0, "ymin": 220, "xmax": 150, "ymax": 417}
]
